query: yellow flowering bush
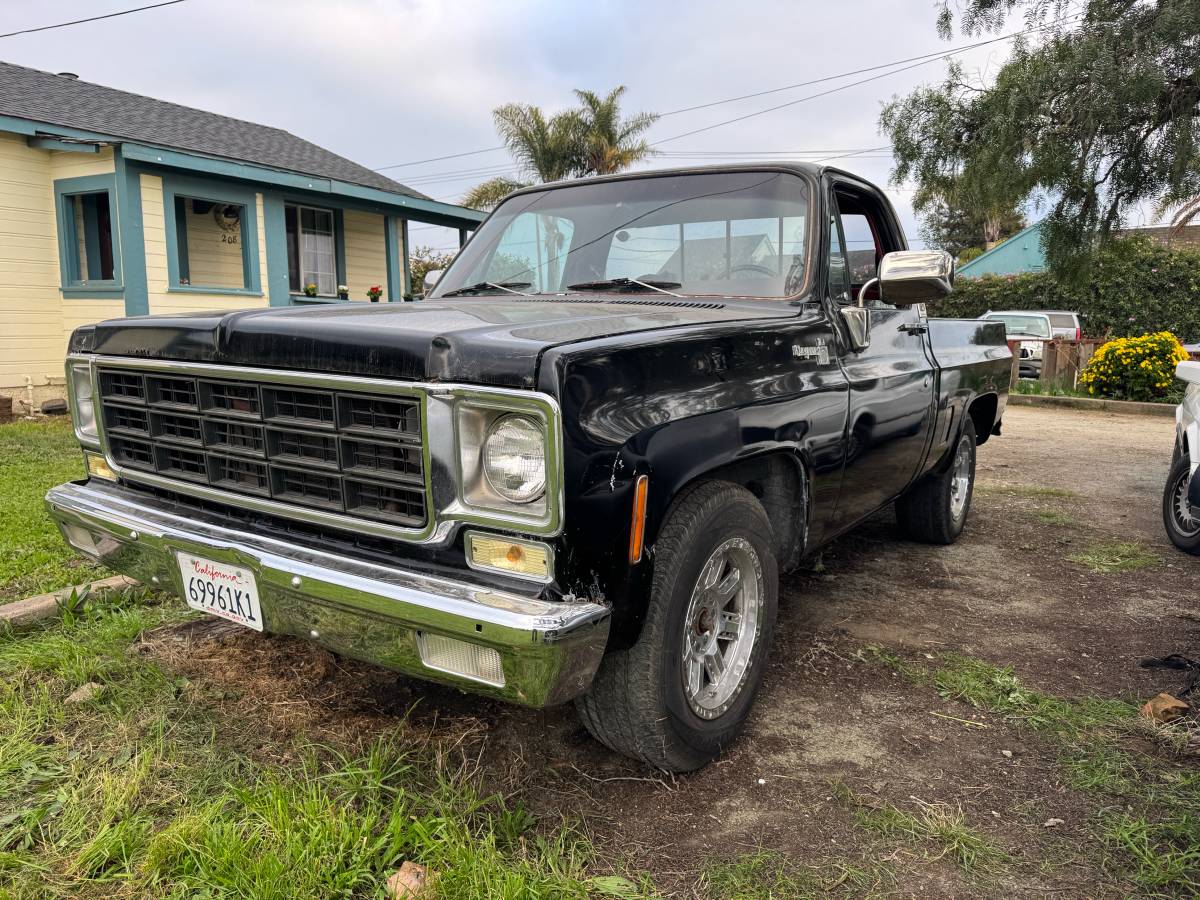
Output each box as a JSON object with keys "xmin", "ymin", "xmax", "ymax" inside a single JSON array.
[{"xmin": 1078, "ymin": 331, "xmax": 1188, "ymax": 401}]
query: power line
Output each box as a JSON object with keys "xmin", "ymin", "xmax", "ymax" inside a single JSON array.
[
  {"xmin": 375, "ymin": 146, "xmax": 506, "ymax": 172},
  {"xmin": 651, "ymin": 14, "xmax": 1082, "ymax": 145},
  {"xmin": 0, "ymin": 0, "xmax": 189, "ymax": 39},
  {"xmin": 374, "ymin": 14, "xmax": 1076, "ymax": 174}
]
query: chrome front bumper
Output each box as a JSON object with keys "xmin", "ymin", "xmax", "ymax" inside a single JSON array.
[{"xmin": 45, "ymin": 481, "xmax": 610, "ymax": 707}]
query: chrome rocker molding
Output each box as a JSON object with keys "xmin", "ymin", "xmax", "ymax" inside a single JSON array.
[
  {"xmin": 69, "ymin": 354, "xmax": 565, "ymax": 547},
  {"xmin": 46, "ymin": 480, "xmax": 610, "ymax": 707}
]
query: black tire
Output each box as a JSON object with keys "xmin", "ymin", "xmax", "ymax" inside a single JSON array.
[
  {"xmin": 1162, "ymin": 452, "xmax": 1200, "ymax": 555},
  {"xmin": 575, "ymin": 481, "xmax": 780, "ymax": 772},
  {"xmin": 896, "ymin": 418, "xmax": 977, "ymax": 544}
]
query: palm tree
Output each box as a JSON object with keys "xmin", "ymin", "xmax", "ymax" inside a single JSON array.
[
  {"xmin": 461, "ymin": 88, "xmax": 659, "ymax": 211},
  {"xmin": 462, "ymin": 104, "xmax": 584, "ymax": 211},
  {"xmin": 574, "ymin": 87, "xmax": 659, "ymax": 175},
  {"xmin": 462, "ymin": 177, "xmax": 529, "ymax": 212}
]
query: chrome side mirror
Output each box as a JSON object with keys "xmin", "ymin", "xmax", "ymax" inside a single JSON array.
[
  {"xmin": 879, "ymin": 250, "xmax": 954, "ymax": 307},
  {"xmin": 423, "ymin": 269, "xmax": 444, "ymax": 293},
  {"xmin": 841, "ymin": 306, "xmax": 871, "ymax": 352}
]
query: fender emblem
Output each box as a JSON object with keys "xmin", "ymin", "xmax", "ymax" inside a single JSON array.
[{"xmin": 792, "ymin": 338, "xmax": 829, "ymax": 365}]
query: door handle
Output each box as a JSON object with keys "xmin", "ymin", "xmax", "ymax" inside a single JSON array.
[{"xmin": 899, "ymin": 323, "xmax": 928, "ymax": 336}]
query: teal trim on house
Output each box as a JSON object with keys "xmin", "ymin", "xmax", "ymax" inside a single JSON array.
[
  {"xmin": 400, "ymin": 219, "xmax": 412, "ymax": 298},
  {"xmin": 384, "ymin": 216, "xmax": 402, "ymax": 302},
  {"xmin": 173, "ymin": 197, "xmax": 190, "ymax": 282},
  {"xmin": 957, "ymin": 221, "xmax": 1048, "ymax": 277},
  {"xmin": 0, "ymin": 113, "xmax": 115, "ymax": 143},
  {"xmin": 120, "ymin": 143, "xmax": 484, "ymax": 229},
  {"xmin": 27, "ymin": 136, "xmax": 99, "ymax": 153},
  {"xmin": 261, "ymin": 193, "xmax": 291, "ymax": 307},
  {"xmin": 333, "ymin": 208, "xmax": 347, "ymax": 289},
  {"xmin": 160, "ymin": 173, "xmax": 261, "ymax": 295},
  {"xmin": 115, "ymin": 152, "xmax": 149, "ymax": 315},
  {"xmin": 52, "ymin": 173, "xmax": 123, "ymax": 298}
]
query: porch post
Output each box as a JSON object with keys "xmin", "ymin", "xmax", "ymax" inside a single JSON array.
[{"xmin": 384, "ymin": 215, "xmax": 402, "ymax": 302}]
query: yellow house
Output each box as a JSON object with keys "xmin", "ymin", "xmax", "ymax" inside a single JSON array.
[{"xmin": 0, "ymin": 61, "xmax": 483, "ymax": 410}]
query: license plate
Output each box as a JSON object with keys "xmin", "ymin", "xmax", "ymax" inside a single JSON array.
[{"xmin": 176, "ymin": 552, "xmax": 263, "ymax": 631}]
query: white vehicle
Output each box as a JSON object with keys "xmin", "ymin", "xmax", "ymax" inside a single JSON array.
[
  {"xmin": 1165, "ymin": 360, "xmax": 1200, "ymax": 554},
  {"xmin": 1039, "ymin": 310, "xmax": 1084, "ymax": 341},
  {"xmin": 979, "ymin": 311, "xmax": 1053, "ymax": 379}
]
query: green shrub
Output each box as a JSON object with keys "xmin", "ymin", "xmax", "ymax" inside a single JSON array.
[
  {"xmin": 1078, "ymin": 332, "xmax": 1187, "ymax": 401},
  {"xmin": 945, "ymin": 236, "xmax": 1200, "ymax": 341}
]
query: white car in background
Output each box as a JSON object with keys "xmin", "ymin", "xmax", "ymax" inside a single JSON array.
[
  {"xmin": 1165, "ymin": 360, "xmax": 1200, "ymax": 554},
  {"xmin": 979, "ymin": 311, "xmax": 1054, "ymax": 379}
]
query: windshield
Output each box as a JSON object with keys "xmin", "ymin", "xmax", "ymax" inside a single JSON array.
[
  {"xmin": 431, "ymin": 171, "xmax": 812, "ymax": 300},
  {"xmin": 984, "ymin": 313, "xmax": 1052, "ymax": 338}
]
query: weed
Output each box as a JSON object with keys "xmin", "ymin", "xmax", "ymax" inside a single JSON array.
[
  {"xmin": 1033, "ymin": 508, "xmax": 1075, "ymax": 526},
  {"xmin": 1101, "ymin": 812, "xmax": 1200, "ymax": 893},
  {"xmin": 1068, "ymin": 541, "xmax": 1161, "ymax": 573},
  {"xmin": 833, "ymin": 784, "xmax": 1006, "ymax": 874},
  {"xmin": 976, "ymin": 483, "xmax": 1077, "ymax": 499}
]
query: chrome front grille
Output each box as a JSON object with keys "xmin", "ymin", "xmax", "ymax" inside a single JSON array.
[{"xmin": 96, "ymin": 367, "xmax": 427, "ymax": 528}]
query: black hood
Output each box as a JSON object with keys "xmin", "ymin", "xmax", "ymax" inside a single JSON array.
[{"xmin": 81, "ymin": 297, "xmax": 800, "ymax": 388}]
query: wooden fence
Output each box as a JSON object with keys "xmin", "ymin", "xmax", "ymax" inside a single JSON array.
[{"xmin": 1007, "ymin": 339, "xmax": 1102, "ymax": 390}]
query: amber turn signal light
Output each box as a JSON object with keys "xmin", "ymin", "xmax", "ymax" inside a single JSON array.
[
  {"xmin": 465, "ymin": 532, "xmax": 552, "ymax": 581},
  {"xmin": 84, "ymin": 451, "xmax": 116, "ymax": 481},
  {"xmin": 629, "ymin": 474, "xmax": 649, "ymax": 564}
]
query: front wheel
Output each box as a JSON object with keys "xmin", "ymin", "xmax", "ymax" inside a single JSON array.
[
  {"xmin": 1162, "ymin": 452, "xmax": 1200, "ymax": 554},
  {"xmin": 896, "ymin": 418, "xmax": 977, "ymax": 544},
  {"xmin": 575, "ymin": 481, "xmax": 779, "ymax": 772}
]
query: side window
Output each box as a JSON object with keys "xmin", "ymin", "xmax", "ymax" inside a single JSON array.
[
  {"xmin": 833, "ymin": 187, "xmax": 896, "ymax": 309},
  {"xmin": 477, "ymin": 212, "xmax": 574, "ymax": 292},
  {"xmin": 827, "ymin": 215, "xmax": 850, "ymax": 305}
]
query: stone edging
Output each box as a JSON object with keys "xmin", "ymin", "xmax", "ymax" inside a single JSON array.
[
  {"xmin": 1008, "ymin": 393, "xmax": 1176, "ymax": 417},
  {"xmin": 0, "ymin": 575, "xmax": 138, "ymax": 629}
]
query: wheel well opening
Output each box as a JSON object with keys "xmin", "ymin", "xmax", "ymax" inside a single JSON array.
[
  {"xmin": 968, "ymin": 393, "xmax": 999, "ymax": 446},
  {"xmin": 689, "ymin": 454, "xmax": 808, "ymax": 572}
]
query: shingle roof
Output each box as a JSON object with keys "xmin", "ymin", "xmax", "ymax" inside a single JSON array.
[{"xmin": 0, "ymin": 61, "xmax": 430, "ymax": 200}]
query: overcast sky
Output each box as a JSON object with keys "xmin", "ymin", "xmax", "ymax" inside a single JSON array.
[{"xmin": 4, "ymin": 0, "xmax": 1156, "ymax": 253}]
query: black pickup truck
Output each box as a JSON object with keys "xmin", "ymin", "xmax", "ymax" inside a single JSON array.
[{"xmin": 48, "ymin": 164, "xmax": 1010, "ymax": 772}]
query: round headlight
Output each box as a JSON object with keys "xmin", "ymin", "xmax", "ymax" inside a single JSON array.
[{"xmin": 482, "ymin": 415, "xmax": 546, "ymax": 503}]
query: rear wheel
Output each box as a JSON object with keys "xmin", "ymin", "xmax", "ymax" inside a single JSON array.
[
  {"xmin": 896, "ymin": 419, "xmax": 977, "ymax": 544},
  {"xmin": 576, "ymin": 481, "xmax": 779, "ymax": 772},
  {"xmin": 1162, "ymin": 452, "xmax": 1200, "ymax": 554}
]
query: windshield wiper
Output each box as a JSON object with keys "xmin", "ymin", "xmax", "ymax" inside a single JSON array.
[
  {"xmin": 566, "ymin": 277, "xmax": 684, "ymax": 298},
  {"xmin": 440, "ymin": 281, "xmax": 533, "ymax": 297}
]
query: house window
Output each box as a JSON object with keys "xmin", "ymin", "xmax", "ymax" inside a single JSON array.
[
  {"xmin": 55, "ymin": 174, "xmax": 122, "ymax": 292},
  {"xmin": 285, "ymin": 204, "xmax": 338, "ymax": 296},
  {"xmin": 173, "ymin": 196, "xmax": 250, "ymax": 290}
]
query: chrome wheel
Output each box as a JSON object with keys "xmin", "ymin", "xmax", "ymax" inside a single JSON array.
[
  {"xmin": 948, "ymin": 435, "xmax": 973, "ymax": 522},
  {"xmin": 681, "ymin": 537, "xmax": 763, "ymax": 720},
  {"xmin": 1171, "ymin": 468, "xmax": 1200, "ymax": 537}
]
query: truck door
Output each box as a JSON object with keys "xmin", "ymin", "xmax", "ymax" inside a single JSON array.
[{"xmin": 825, "ymin": 182, "xmax": 937, "ymax": 531}]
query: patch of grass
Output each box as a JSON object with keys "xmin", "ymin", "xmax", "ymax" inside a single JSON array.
[
  {"xmin": 869, "ymin": 648, "xmax": 1200, "ymax": 892},
  {"xmin": 1101, "ymin": 812, "xmax": 1200, "ymax": 894},
  {"xmin": 0, "ymin": 592, "xmax": 652, "ymax": 898},
  {"xmin": 976, "ymin": 483, "xmax": 1077, "ymax": 499},
  {"xmin": 0, "ymin": 418, "xmax": 104, "ymax": 600},
  {"xmin": 698, "ymin": 851, "xmax": 887, "ymax": 899},
  {"xmin": 1068, "ymin": 541, "xmax": 1161, "ymax": 574},
  {"xmin": 833, "ymin": 784, "xmax": 1006, "ymax": 874},
  {"xmin": 1033, "ymin": 508, "xmax": 1075, "ymax": 526}
]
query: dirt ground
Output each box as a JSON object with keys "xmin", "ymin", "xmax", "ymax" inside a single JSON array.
[{"xmin": 141, "ymin": 404, "xmax": 1200, "ymax": 897}]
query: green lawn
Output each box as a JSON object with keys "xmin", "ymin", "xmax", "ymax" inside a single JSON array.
[
  {"xmin": 0, "ymin": 592, "xmax": 653, "ymax": 898},
  {"xmin": 0, "ymin": 418, "xmax": 105, "ymax": 601}
]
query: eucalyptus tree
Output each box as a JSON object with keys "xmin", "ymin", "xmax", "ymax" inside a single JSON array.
[{"xmin": 881, "ymin": 0, "xmax": 1200, "ymax": 275}]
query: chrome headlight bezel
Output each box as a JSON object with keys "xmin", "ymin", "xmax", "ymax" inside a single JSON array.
[
  {"xmin": 453, "ymin": 394, "xmax": 560, "ymax": 530},
  {"xmin": 67, "ymin": 360, "xmax": 100, "ymax": 449}
]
